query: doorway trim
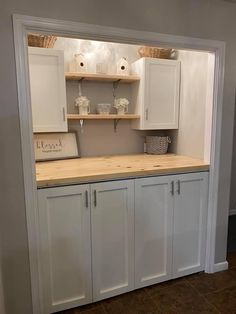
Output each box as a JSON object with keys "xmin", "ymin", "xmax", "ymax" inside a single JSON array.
[{"xmin": 13, "ymin": 14, "xmax": 225, "ymax": 314}]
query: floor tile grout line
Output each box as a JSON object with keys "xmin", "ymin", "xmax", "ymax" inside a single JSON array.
[
  {"xmin": 185, "ymin": 278, "xmax": 225, "ymax": 314},
  {"xmin": 186, "ymin": 276, "xmax": 236, "ymax": 297},
  {"xmin": 147, "ymin": 278, "xmax": 221, "ymax": 313},
  {"xmin": 144, "ymin": 277, "xmax": 189, "ymax": 297},
  {"xmin": 101, "ymin": 303, "xmax": 108, "ymax": 314}
]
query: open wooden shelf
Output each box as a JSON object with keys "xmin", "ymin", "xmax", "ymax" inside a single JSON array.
[
  {"xmin": 67, "ymin": 114, "xmax": 140, "ymax": 120},
  {"xmin": 65, "ymin": 72, "xmax": 140, "ymax": 83}
]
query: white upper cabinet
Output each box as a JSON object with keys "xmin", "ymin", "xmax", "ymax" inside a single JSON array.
[
  {"xmin": 131, "ymin": 57, "xmax": 180, "ymax": 130},
  {"xmin": 28, "ymin": 47, "xmax": 68, "ymax": 133},
  {"xmin": 91, "ymin": 180, "xmax": 134, "ymax": 301}
]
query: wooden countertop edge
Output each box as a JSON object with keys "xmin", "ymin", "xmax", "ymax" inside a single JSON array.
[{"xmin": 37, "ymin": 164, "xmax": 209, "ymax": 188}]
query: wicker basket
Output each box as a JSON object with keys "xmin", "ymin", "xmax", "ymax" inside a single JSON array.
[
  {"xmin": 28, "ymin": 34, "xmax": 57, "ymax": 48},
  {"xmin": 138, "ymin": 46, "xmax": 174, "ymax": 59},
  {"xmin": 146, "ymin": 136, "xmax": 171, "ymax": 155}
]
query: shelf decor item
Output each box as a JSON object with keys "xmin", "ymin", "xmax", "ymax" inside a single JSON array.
[
  {"xmin": 69, "ymin": 53, "xmax": 88, "ymax": 72},
  {"xmin": 138, "ymin": 46, "xmax": 174, "ymax": 59},
  {"xmin": 97, "ymin": 103, "xmax": 111, "ymax": 115},
  {"xmin": 146, "ymin": 136, "xmax": 171, "ymax": 154},
  {"xmin": 117, "ymin": 57, "xmax": 129, "ymax": 75},
  {"xmin": 75, "ymin": 96, "xmax": 90, "ymax": 115},
  {"xmin": 34, "ymin": 132, "xmax": 79, "ymax": 161},
  {"xmin": 114, "ymin": 98, "xmax": 129, "ymax": 115},
  {"xmin": 28, "ymin": 34, "xmax": 57, "ymax": 48},
  {"xmin": 96, "ymin": 62, "xmax": 108, "ymax": 74}
]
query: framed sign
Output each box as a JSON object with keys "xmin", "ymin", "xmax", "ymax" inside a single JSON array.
[{"xmin": 34, "ymin": 132, "xmax": 79, "ymax": 161}]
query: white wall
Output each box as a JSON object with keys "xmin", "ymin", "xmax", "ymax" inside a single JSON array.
[
  {"xmin": 170, "ymin": 50, "xmax": 213, "ymax": 161},
  {"xmin": 54, "ymin": 37, "xmax": 140, "ymax": 73},
  {"xmin": 1, "ymin": 0, "xmax": 236, "ymax": 313},
  {"xmin": 54, "ymin": 38, "xmax": 215, "ymax": 158},
  {"xmin": 54, "ymin": 37, "xmax": 162, "ymax": 156}
]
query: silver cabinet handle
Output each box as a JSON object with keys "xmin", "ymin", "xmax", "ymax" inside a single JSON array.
[
  {"xmin": 145, "ymin": 108, "xmax": 149, "ymax": 120},
  {"xmin": 171, "ymin": 181, "xmax": 174, "ymax": 196},
  {"xmin": 177, "ymin": 180, "xmax": 181, "ymax": 195},
  {"xmin": 85, "ymin": 190, "xmax": 89, "ymax": 208},
  {"xmin": 94, "ymin": 190, "xmax": 97, "ymax": 207},
  {"xmin": 62, "ymin": 107, "xmax": 66, "ymax": 121}
]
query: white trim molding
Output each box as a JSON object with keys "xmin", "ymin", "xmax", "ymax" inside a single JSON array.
[
  {"xmin": 213, "ymin": 261, "xmax": 229, "ymax": 272},
  {"xmin": 13, "ymin": 14, "xmax": 226, "ymax": 313},
  {"xmin": 229, "ymin": 209, "xmax": 236, "ymax": 216}
]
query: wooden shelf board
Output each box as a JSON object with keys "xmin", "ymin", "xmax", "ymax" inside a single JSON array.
[
  {"xmin": 65, "ymin": 72, "xmax": 140, "ymax": 83},
  {"xmin": 67, "ymin": 114, "xmax": 140, "ymax": 120}
]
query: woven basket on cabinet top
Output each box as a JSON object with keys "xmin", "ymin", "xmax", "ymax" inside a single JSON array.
[
  {"xmin": 28, "ymin": 34, "xmax": 57, "ymax": 48},
  {"xmin": 138, "ymin": 46, "xmax": 174, "ymax": 59}
]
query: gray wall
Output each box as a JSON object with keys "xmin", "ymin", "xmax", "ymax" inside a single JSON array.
[
  {"xmin": 171, "ymin": 50, "xmax": 212, "ymax": 160},
  {"xmin": 1, "ymin": 0, "xmax": 236, "ymax": 313}
]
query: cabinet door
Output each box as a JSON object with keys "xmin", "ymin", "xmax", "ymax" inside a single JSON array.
[
  {"xmin": 28, "ymin": 47, "xmax": 68, "ymax": 133},
  {"xmin": 172, "ymin": 172, "xmax": 208, "ymax": 278},
  {"xmin": 91, "ymin": 180, "xmax": 134, "ymax": 301},
  {"xmin": 37, "ymin": 185, "xmax": 92, "ymax": 313},
  {"xmin": 132, "ymin": 58, "xmax": 180, "ymax": 130},
  {"xmin": 135, "ymin": 176, "xmax": 174, "ymax": 288}
]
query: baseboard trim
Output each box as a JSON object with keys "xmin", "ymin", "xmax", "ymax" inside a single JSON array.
[
  {"xmin": 229, "ymin": 209, "xmax": 236, "ymax": 216},
  {"xmin": 213, "ymin": 261, "xmax": 228, "ymax": 272}
]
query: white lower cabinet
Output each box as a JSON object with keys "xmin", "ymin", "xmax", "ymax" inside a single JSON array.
[
  {"xmin": 134, "ymin": 172, "xmax": 208, "ymax": 287},
  {"xmin": 91, "ymin": 180, "xmax": 134, "ymax": 301},
  {"xmin": 37, "ymin": 185, "xmax": 92, "ymax": 314},
  {"xmin": 135, "ymin": 176, "xmax": 174, "ymax": 288},
  {"xmin": 172, "ymin": 172, "xmax": 209, "ymax": 278},
  {"xmin": 37, "ymin": 172, "xmax": 208, "ymax": 313},
  {"xmin": 37, "ymin": 179, "xmax": 134, "ymax": 313}
]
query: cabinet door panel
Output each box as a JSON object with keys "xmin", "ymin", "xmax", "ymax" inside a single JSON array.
[
  {"xmin": 37, "ymin": 185, "xmax": 91, "ymax": 313},
  {"xmin": 131, "ymin": 58, "xmax": 180, "ymax": 130},
  {"xmin": 91, "ymin": 180, "xmax": 134, "ymax": 301},
  {"xmin": 28, "ymin": 47, "xmax": 68, "ymax": 133},
  {"xmin": 135, "ymin": 176, "xmax": 173, "ymax": 288},
  {"xmin": 172, "ymin": 172, "xmax": 208, "ymax": 278},
  {"xmin": 144, "ymin": 59, "xmax": 180, "ymax": 129}
]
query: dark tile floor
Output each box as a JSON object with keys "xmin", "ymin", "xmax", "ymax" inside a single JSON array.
[{"xmin": 59, "ymin": 252, "xmax": 236, "ymax": 314}]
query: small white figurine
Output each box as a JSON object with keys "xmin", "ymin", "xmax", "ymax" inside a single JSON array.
[
  {"xmin": 114, "ymin": 98, "xmax": 129, "ymax": 115},
  {"xmin": 117, "ymin": 57, "xmax": 129, "ymax": 75}
]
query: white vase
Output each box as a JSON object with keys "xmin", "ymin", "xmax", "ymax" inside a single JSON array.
[
  {"xmin": 117, "ymin": 107, "xmax": 127, "ymax": 115},
  {"xmin": 79, "ymin": 106, "xmax": 89, "ymax": 115}
]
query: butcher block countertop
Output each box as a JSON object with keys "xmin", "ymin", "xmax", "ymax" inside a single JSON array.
[{"xmin": 36, "ymin": 154, "xmax": 209, "ymax": 188}]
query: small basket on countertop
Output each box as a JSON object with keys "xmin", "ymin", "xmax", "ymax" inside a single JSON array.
[
  {"xmin": 28, "ymin": 34, "xmax": 57, "ymax": 48},
  {"xmin": 138, "ymin": 46, "xmax": 174, "ymax": 59},
  {"xmin": 146, "ymin": 136, "xmax": 171, "ymax": 155}
]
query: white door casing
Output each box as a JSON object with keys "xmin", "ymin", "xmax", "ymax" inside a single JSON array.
[{"xmin": 13, "ymin": 14, "xmax": 225, "ymax": 314}]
